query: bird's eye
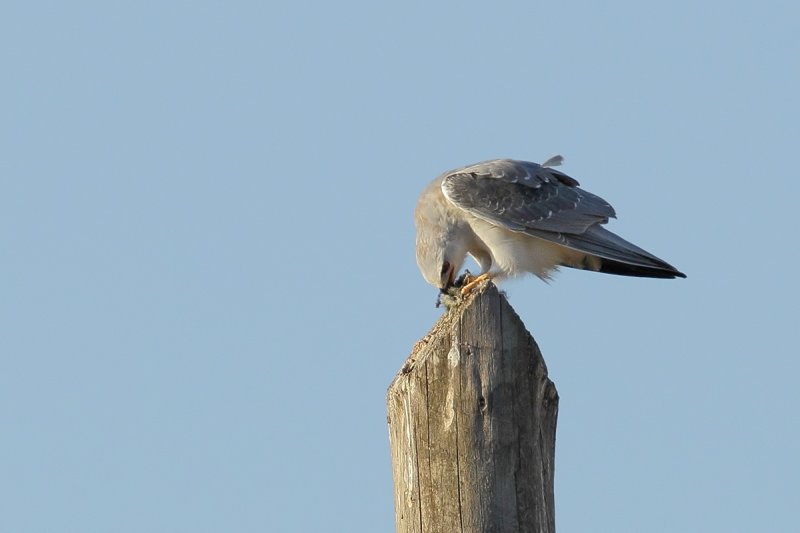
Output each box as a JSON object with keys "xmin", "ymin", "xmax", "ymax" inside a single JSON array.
[{"xmin": 440, "ymin": 261, "xmax": 451, "ymax": 275}]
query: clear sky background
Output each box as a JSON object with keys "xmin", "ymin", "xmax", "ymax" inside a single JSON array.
[{"xmin": 1, "ymin": 1, "xmax": 797, "ymax": 532}]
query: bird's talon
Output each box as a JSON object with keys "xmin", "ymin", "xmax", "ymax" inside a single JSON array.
[{"xmin": 460, "ymin": 273, "xmax": 491, "ymax": 296}]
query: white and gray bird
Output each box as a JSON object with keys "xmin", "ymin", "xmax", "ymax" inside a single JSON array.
[{"xmin": 415, "ymin": 156, "xmax": 685, "ymax": 295}]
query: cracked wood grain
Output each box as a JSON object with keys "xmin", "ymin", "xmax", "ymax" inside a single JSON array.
[{"xmin": 388, "ymin": 283, "xmax": 558, "ymax": 533}]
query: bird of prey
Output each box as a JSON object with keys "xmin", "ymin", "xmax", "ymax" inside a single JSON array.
[{"xmin": 415, "ymin": 156, "xmax": 685, "ymax": 296}]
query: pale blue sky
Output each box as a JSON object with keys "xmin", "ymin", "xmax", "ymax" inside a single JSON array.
[{"xmin": 1, "ymin": 1, "xmax": 798, "ymax": 532}]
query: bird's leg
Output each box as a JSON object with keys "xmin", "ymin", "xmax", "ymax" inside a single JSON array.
[{"xmin": 460, "ymin": 273, "xmax": 492, "ymax": 295}]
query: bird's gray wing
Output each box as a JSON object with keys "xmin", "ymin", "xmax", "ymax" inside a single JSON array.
[
  {"xmin": 441, "ymin": 159, "xmax": 616, "ymax": 234},
  {"xmin": 441, "ymin": 159, "xmax": 684, "ymax": 276}
]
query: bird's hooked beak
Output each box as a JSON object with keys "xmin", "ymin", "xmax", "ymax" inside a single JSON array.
[{"xmin": 439, "ymin": 261, "xmax": 455, "ymax": 292}]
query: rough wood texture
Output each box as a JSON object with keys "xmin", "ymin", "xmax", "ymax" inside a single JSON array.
[{"xmin": 387, "ymin": 282, "xmax": 558, "ymax": 533}]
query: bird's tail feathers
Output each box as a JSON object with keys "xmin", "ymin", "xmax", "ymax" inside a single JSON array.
[{"xmin": 538, "ymin": 225, "xmax": 686, "ymax": 279}]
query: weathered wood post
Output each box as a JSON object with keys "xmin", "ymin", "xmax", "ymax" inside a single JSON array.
[{"xmin": 387, "ymin": 282, "xmax": 558, "ymax": 533}]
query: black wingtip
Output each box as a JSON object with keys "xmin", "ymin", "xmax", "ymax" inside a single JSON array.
[{"xmin": 594, "ymin": 259, "xmax": 686, "ymax": 279}]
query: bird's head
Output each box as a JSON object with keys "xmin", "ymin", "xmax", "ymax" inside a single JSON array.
[
  {"xmin": 414, "ymin": 179, "xmax": 467, "ymax": 291},
  {"xmin": 416, "ymin": 238, "xmax": 457, "ymax": 290}
]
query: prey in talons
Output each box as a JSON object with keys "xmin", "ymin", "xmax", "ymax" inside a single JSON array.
[{"xmin": 435, "ymin": 270, "xmax": 492, "ymax": 309}]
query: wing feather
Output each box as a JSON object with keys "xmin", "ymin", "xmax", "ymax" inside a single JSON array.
[{"xmin": 441, "ymin": 159, "xmax": 615, "ymax": 234}]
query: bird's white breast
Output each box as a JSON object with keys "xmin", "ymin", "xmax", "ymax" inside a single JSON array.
[{"xmin": 464, "ymin": 215, "xmax": 592, "ymax": 280}]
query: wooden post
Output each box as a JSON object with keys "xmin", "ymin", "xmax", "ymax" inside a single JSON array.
[{"xmin": 387, "ymin": 282, "xmax": 558, "ymax": 533}]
